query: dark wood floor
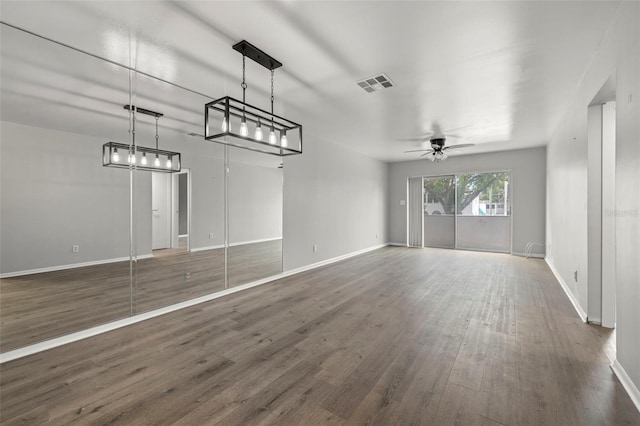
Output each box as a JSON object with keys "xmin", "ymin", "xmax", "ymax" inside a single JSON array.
[
  {"xmin": 1, "ymin": 247, "xmax": 639, "ymax": 425},
  {"xmin": 0, "ymin": 240, "xmax": 282, "ymax": 351}
]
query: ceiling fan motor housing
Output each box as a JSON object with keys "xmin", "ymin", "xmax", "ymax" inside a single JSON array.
[{"xmin": 430, "ymin": 137, "xmax": 446, "ymax": 151}]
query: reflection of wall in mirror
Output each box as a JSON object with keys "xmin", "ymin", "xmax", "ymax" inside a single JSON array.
[{"xmin": 0, "ymin": 120, "xmax": 283, "ymax": 276}]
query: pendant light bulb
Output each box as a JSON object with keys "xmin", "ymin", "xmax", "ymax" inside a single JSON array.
[
  {"xmin": 255, "ymin": 121, "xmax": 263, "ymax": 141},
  {"xmin": 154, "ymin": 154, "xmax": 160, "ymax": 167},
  {"xmin": 166, "ymin": 157, "xmax": 172, "ymax": 169},
  {"xmin": 240, "ymin": 117, "xmax": 248, "ymax": 137},
  {"xmin": 128, "ymin": 153, "xmax": 136, "ymax": 165},
  {"xmin": 269, "ymin": 127, "xmax": 276, "ymax": 145},
  {"xmin": 280, "ymin": 130, "xmax": 288, "ymax": 148},
  {"xmin": 221, "ymin": 116, "xmax": 229, "ymax": 132},
  {"xmin": 112, "ymin": 148, "xmax": 120, "ymax": 163},
  {"xmin": 140, "ymin": 153, "xmax": 148, "ymax": 166}
]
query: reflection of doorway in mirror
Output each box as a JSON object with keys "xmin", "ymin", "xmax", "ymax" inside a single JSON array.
[
  {"xmin": 152, "ymin": 173, "xmax": 172, "ymax": 251},
  {"xmin": 152, "ymin": 170, "xmax": 191, "ymax": 255},
  {"xmin": 172, "ymin": 170, "xmax": 190, "ymax": 252}
]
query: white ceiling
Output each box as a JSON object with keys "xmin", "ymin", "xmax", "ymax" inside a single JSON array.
[{"xmin": 0, "ymin": 1, "xmax": 622, "ymax": 162}]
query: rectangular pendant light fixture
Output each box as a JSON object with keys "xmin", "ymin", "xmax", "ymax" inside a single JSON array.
[
  {"xmin": 102, "ymin": 141, "xmax": 181, "ymax": 172},
  {"xmin": 102, "ymin": 105, "xmax": 181, "ymax": 173},
  {"xmin": 204, "ymin": 40, "xmax": 303, "ymax": 156}
]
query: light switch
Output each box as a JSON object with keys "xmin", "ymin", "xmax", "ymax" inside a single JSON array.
[{"xmin": 400, "ymin": 200, "xmax": 406, "ymax": 206}]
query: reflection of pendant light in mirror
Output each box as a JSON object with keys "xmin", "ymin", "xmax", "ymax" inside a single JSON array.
[
  {"xmin": 280, "ymin": 130, "xmax": 288, "ymax": 147},
  {"xmin": 221, "ymin": 116, "xmax": 229, "ymax": 132},
  {"xmin": 103, "ymin": 105, "xmax": 181, "ymax": 173},
  {"xmin": 255, "ymin": 120, "xmax": 263, "ymax": 140}
]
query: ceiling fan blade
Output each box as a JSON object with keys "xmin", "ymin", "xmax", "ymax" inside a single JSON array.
[
  {"xmin": 419, "ymin": 150, "xmax": 435, "ymax": 157},
  {"xmin": 398, "ymin": 136, "xmax": 431, "ymax": 142},
  {"xmin": 443, "ymin": 143, "xmax": 475, "ymax": 150},
  {"xmin": 403, "ymin": 149, "xmax": 431, "ymax": 153}
]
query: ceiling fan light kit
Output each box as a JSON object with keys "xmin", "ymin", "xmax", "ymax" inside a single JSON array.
[
  {"xmin": 204, "ymin": 40, "xmax": 303, "ymax": 157},
  {"xmin": 403, "ymin": 135, "xmax": 474, "ymax": 162},
  {"xmin": 102, "ymin": 105, "xmax": 181, "ymax": 173}
]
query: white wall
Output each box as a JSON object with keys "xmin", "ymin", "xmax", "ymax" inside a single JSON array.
[
  {"xmin": 0, "ymin": 121, "xmax": 151, "ymax": 274},
  {"xmin": 228, "ymin": 159, "xmax": 283, "ymax": 245},
  {"xmin": 546, "ymin": 0, "xmax": 640, "ymax": 395},
  {"xmin": 388, "ymin": 147, "xmax": 546, "ymax": 255},
  {"xmin": 282, "ymin": 136, "xmax": 388, "ymax": 271}
]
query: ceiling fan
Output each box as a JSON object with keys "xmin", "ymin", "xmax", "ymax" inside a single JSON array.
[{"xmin": 403, "ymin": 136, "xmax": 474, "ymax": 162}]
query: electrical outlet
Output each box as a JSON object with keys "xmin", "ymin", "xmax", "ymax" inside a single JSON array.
[
  {"xmin": 72, "ymin": 245, "xmax": 79, "ymax": 253},
  {"xmin": 574, "ymin": 270, "xmax": 578, "ymax": 282},
  {"xmin": 209, "ymin": 233, "xmax": 214, "ymax": 239},
  {"xmin": 376, "ymin": 233, "xmax": 378, "ymax": 239},
  {"xmin": 313, "ymin": 244, "xmax": 318, "ymax": 253}
]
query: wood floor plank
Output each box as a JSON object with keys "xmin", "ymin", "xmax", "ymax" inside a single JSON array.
[{"xmin": 2, "ymin": 247, "xmax": 639, "ymax": 425}]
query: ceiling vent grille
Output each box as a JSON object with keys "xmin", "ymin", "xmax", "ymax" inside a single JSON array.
[{"xmin": 356, "ymin": 73, "xmax": 394, "ymax": 93}]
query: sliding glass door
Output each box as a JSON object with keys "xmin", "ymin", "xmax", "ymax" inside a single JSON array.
[
  {"xmin": 408, "ymin": 171, "xmax": 511, "ymax": 253},
  {"xmin": 423, "ymin": 176, "xmax": 456, "ymax": 249},
  {"xmin": 456, "ymin": 171, "xmax": 511, "ymax": 252}
]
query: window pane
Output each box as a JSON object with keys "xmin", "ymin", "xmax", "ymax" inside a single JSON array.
[{"xmin": 456, "ymin": 172, "xmax": 510, "ymax": 216}]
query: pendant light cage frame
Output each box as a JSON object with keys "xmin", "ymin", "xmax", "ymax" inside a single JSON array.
[
  {"xmin": 102, "ymin": 105, "xmax": 181, "ymax": 173},
  {"xmin": 205, "ymin": 96, "xmax": 302, "ymax": 156},
  {"xmin": 204, "ymin": 40, "xmax": 302, "ymax": 157},
  {"xmin": 102, "ymin": 142, "xmax": 181, "ymax": 173}
]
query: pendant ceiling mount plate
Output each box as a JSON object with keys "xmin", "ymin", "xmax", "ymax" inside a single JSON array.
[{"xmin": 232, "ymin": 40, "xmax": 282, "ymax": 71}]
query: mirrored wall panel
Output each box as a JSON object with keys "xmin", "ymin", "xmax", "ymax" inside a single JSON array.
[
  {"xmin": 131, "ymin": 73, "xmax": 226, "ymax": 314},
  {"xmin": 0, "ymin": 24, "xmax": 286, "ymax": 352},
  {"xmin": 227, "ymin": 147, "xmax": 283, "ymax": 287},
  {"xmin": 0, "ymin": 24, "xmax": 133, "ymax": 351}
]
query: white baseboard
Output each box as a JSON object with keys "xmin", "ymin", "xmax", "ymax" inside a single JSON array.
[
  {"xmin": 388, "ymin": 242, "xmax": 407, "ymax": 247},
  {"xmin": 0, "ymin": 254, "xmax": 153, "ymax": 279},
  {"xmin": 282, "ymin": 243, "xmax": 389, "ymax": 276},
  {"xmin": 0, "ymin": 243, "xmax": 388, "ymax": 363},
  {"xmin": 611, "ymin": 359, "xmax": 640, "ymax": 414},
  {"xmin": 229, "ymin": 237, "xmax": 282, "ymax": 247},
  {"xmin": 512, "ymin": 252, "xmax": 545, "ymax": 259},
  {"xmin": 190, "ymin": 237, "xmax": 282, "ymax": 253},
  {"xmin": 190, "ymin": 243, "xmax": 225, "ymax": 253},
  {"xmin": 545, "ymin": 257, "xmax": 588, "ymax": 323}
]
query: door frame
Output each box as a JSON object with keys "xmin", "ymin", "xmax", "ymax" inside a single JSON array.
[{"xmin": 171, "ymin": 169, "xmax": 191, "ymax": 251}]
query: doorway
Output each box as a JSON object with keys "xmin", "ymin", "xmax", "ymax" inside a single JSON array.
[
  {"xmin": 587, "ymin": 96, "xmax": 616, "ymax": 329},
  {"xmin": 151, "ymin": 170, "xmax": 190, "ymax": 253}
]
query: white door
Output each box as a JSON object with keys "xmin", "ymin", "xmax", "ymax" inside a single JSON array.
[{"xmin": 152, "ymin": 172, "xmax": 171, "ymax": 250}]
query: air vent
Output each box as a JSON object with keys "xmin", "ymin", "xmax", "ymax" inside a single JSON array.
[{"xmin": 356, "ymin": 73, "xmax": 395, "ymax": 93}]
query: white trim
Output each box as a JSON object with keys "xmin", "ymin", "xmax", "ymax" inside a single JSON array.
[
  {"xmin": 545, "ymin": 257, "xmax": 588, "ymax": 322},
  {"xmin": 190, "ymin": 244, "xmax": 225, "ymax": 253},
  {"xmin": 0, "ymin": 254, "xmax": 153, "ymax": 279},
  {"xmin": 189, "ymin": 237, "xmax": 283, "ymax": 253},
  {"xmin": 229, "ymin": 237, "xmax": 282, "ymax": 247},
  {"xmin": 512, "ymin": 252, "xmax": 545, "ymax": 259},
  {"xmin": 611, "ymin": 359, "xmax": 640, "ymax": 414},
  {"xmin": 282, "ymin": 243, "xmax": 388, "ymax": 277},
  {"xmin": 0, "ymin": 243, "xmax": 388, "ymax": 363}
]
